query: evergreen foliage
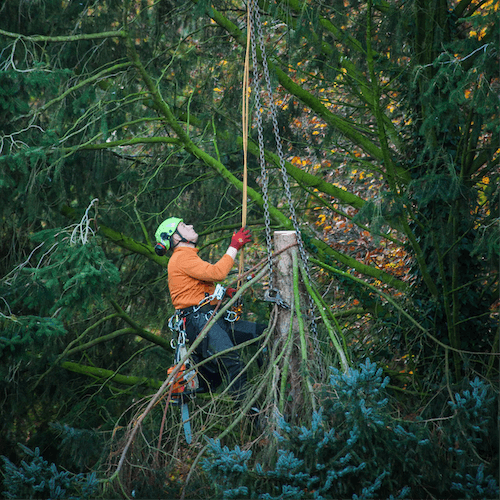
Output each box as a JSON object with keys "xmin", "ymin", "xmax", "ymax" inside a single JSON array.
[
  {"xmin": 5, "ymin": 228, "xmax": 120, "ymax": 319},
  {"xmin": 202, "ymin": 359, "xmax": 499, "ymax": 499},
  {"xmin": 1, "ymin": 226, "xmax": 120, "ymax": 361},
  {"xmin": 1, "ymin": 444, "xmax": 99, "ymax": 500}
]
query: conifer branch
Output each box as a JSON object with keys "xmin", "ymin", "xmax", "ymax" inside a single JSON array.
[
  {"xmin": 61, "ymin": 361, "xmax": 163, "ymax": 389},
  {"xmin": 64, "ymin": 328, "xmax": 138, "ymax": 356},
  {"xmin": 0, "ymin": 28, "xmax": 126, "ymax": 43},
  {"xmin": 109, "ymin": 299, "xmax": 172, "ymax": 351},
  {"xmin": 65, "ymin": 136, "xmax": 180, "ymax": 152},
  {"xmin": 311, "ymin": 238, "xmax": 408, "ymax": 292},
  {"xmin": 32, "ymin": 62, "xmax": 132, "ymax": 116}
]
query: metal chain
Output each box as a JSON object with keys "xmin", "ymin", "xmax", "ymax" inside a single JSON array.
[
  {"xmin": 249, "ymin": 0, "xmax": 319, "ymax": 339},
  {"xmin": 249, "ymin": 0, "xmax": 274, "ymax": 290}
]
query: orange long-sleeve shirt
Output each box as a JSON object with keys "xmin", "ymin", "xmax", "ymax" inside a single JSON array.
[{"xmin": 168, "ymin": 246, "xmax": 234, "ymax": 310}]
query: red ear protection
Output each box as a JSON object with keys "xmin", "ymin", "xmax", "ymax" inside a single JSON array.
[{"xmin": 154, "ymin": 242, "xmax": 167, "ymax": 256}]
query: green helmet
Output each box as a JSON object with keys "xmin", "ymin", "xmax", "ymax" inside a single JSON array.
[{"xmin": 155, "ymin": 217, "xmax": 183, "ymax": 253}]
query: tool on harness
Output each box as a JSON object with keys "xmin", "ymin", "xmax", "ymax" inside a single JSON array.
[{"xmin": 167, "ymin": 328, "xmax": 199, "ymax": 444}]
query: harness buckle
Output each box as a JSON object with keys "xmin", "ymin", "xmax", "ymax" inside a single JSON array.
[{"xmin": 224, "ymin": 310, "xmax": 239, "ymax": 322}]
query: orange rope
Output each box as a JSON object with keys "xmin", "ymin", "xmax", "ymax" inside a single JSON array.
[{"xmin": 239, "ymin": 4, "xmax": 251, "ymax": 286}]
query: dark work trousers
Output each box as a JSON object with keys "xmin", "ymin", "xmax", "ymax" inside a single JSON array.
[{"xmin": 184, "ymin": 305, "xmax": 265, "ymax": 399}]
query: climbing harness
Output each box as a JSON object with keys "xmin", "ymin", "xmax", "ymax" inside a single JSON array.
[
  {"xmin": 168, "ymin": 284, "xmax": 239, "ymax": 325},
  {"xmin": 166, "ymin": 282, "xmax": 243, "ymax": 443},
  {"xmin": 247, "ymin": 0, "xmax": 319, "ymax": 339}
]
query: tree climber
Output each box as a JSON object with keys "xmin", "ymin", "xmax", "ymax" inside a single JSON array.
[{"xmin": 154, "ymin": 217, "xmax": 265, "ymax": 400}]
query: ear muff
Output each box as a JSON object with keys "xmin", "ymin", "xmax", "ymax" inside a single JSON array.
[{"xmin": 154, "ymin": 242, "xmax": 167, "ymax": 256}]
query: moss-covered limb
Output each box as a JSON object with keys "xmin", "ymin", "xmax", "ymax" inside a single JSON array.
[
  {"xmin": 292, "ymin": 251, "xmax": 317, "ymax": 413},
  {"xmin": 97, "ymin": 221, "xmax": 165, "ymax": 265},
  {"xmin": 60, "ymin": 361, "xmax": 163, "ymax": 389},
  {"xmin": 310, "ymin": 252, "xmax": 409, "ymax": 292},
  {"xmin": 66, "ymin": 136, "xmax": 180, "ymax": 152},
  {"xmin": 299, "ymin": 262, "xmax": 350, "ymax": 372},
  {"xmin": 333, "ymin": 307, "xmax": 367, "ymax": 318},
  {"xmin": 174, "ymin": 110, "xmax": 397, "ymax": 240},
  {"xmin": 298, "ymin": 180, "xmax": 404, "ymax": 247},
  {"xmin": 109, "ymin": 299, "xmax": 172, "ymax": 351},
  {"xmin": 310, "ymin": 237, "xmax": 408, "ymax": 292},
  {"xmin": 0, "ymin": 28, "xmax": 126, "ymax": 43},
  {"xmin": 245, "ymin": 139, "xmax": 367, "ymax": 210},
  {"xmin": 186, "ymin": 112, "xmax": 367, "ymax": 212},
  {"xmin": 365, "ymin": 0, "xmax": 400, "ymax": 195},
  {"xmin": 64, "ymin": 328, "xmax": 138, "ymax": 357}
]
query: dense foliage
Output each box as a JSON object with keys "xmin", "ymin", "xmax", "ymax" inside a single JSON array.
[
  {"xmin": 203, "ymin": 360, "xmax": 499, "ymax": 499},
  {"xmin": 2, "ymin": 444, "xmax": 99, "ymax": 500},
  {"xmin": 0, "ymin": 0, "xmax": 498, "ymax": 497}
]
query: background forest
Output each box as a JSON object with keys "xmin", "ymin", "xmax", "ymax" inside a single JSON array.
[{"xmin": 0, "ymin": 0, "xmax": 498, "ymax": 498}]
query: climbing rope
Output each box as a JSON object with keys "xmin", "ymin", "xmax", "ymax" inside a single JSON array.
[{"xmin": 239, "ymin": 4, "xmax": 251, "ymax": 284}]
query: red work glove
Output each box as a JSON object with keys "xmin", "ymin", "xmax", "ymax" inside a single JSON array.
[
  {"xmin": 226, "ymin": 287, "xmax": 237, "ymax": 298},
  {"xmin": 230, "ymin": 227, "xmax": 251, "ymax": 251}
]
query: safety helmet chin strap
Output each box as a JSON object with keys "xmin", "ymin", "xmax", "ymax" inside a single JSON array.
[{"xmin": 172, "ymin": 228, "xmax": 197, "ymax": 248}]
